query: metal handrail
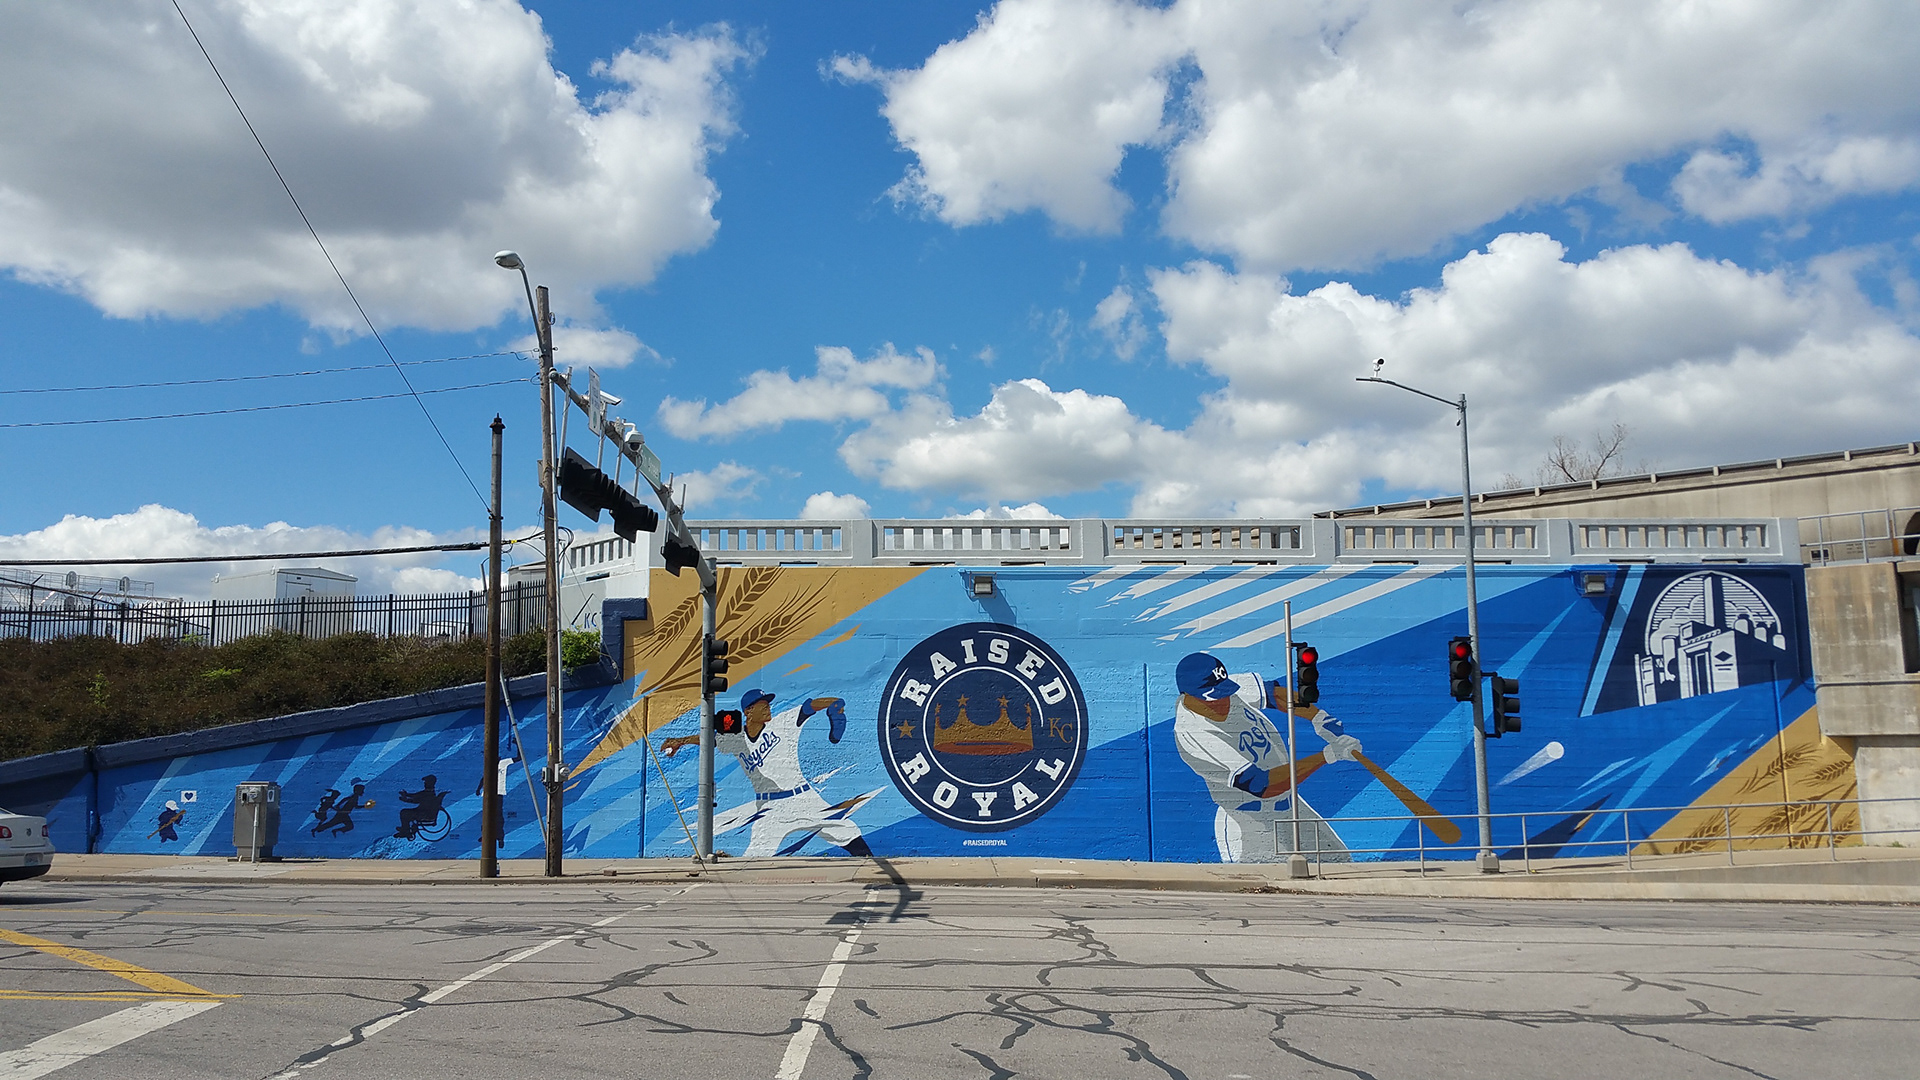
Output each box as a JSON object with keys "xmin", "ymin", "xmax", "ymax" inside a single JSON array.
[
  {"xmin": 1798, "ymin": 505, "xmax": 1920, "ymax": 566},
  {"xmin": 1281, "ymin": 794, "xmax": 1918, "ymax": 873}
]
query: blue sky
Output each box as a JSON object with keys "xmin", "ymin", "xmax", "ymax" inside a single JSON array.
[{"xmin": 2, "ymin": 1, "xmax": 1917, "ymax": 595}]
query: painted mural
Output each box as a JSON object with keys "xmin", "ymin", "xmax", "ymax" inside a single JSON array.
[{"xmin": 5, "ymin": 559, "xmax": 1844, "ymax": 863}]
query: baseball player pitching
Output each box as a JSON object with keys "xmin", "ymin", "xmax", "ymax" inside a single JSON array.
[
  {"xmin": 1172, "ymin": 651, "xmax": 1361, "ymax": 863},
  {"xmin": 662, "ymin": 689, "xmax": 871, "ymax": 857}
]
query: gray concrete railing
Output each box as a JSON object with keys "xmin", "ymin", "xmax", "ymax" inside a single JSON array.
[{"xmin": 680, "ymin": 516, "xmax": 1800, "ymax": 566}]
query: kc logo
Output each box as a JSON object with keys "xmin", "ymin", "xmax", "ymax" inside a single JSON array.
[{"xmin": 879, "ymin": 622, "xmax": 1088, "ymax": 832}]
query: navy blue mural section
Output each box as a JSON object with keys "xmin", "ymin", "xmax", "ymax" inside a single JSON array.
[{"xmin": 1, "ymin": 562, "xmax": 1821, "ymax": 864}]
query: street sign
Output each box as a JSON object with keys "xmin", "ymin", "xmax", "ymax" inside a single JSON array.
[{"xmin": 637, "ymin": 442, "xmax": 663, "ymax": 488}]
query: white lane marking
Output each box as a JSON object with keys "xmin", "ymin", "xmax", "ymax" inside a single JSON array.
[
  {"xmin": 265, "ymin": 892, "xmax": 695, "ymax": 1079},
  {"xmin": 0, "ymin": 999, "xmax": 223, "ymax": 1079},
  {"xmin": 774, "ymin": 921, "xmax": 866, "ymax": 1080}
]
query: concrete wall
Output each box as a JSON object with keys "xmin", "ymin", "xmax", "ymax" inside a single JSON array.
[
  {"xmin": 1329, "ymin": 442, "xmax": 1920, "ymax": 523},
  {"xmin": 3, "ymin": 561, "xmax": 1851, "ymax": 865},
  {"xmin": 1807, "ymin": 560, "xmax": 1920, "ymax": 842}
]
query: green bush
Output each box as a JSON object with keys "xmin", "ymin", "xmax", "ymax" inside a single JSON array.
[{"xmin": 0, "ymin": 627, "xmax": 567, "ymax": 763}]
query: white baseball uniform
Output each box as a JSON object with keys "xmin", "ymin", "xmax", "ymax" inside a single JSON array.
[
  {"xmin": 1173, "ymin": 674, "xmax": 1350, "ymax": 863},
  {"xmin": 716, "ymin": 704, "xmax": 863, "ymax": 857}
]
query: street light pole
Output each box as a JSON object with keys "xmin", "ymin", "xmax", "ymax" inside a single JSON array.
[
  {"xmin": 1358, "ymin": 370, "xmax": 1498, "ymax": 872},
  {"xmin": 495, "ymin": 251, "xmax": 565, "ymax": 878}
]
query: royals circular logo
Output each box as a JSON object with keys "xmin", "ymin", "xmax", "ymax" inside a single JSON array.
[{"xmin": 878, "ymin": 622, "xmax": 1088, "ymax": 832}]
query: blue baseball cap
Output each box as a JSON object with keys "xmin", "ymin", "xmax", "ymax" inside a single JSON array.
[
  {"xmin": 1176, "ymin": 653, "xmax": 1240, "ymax": 701},
  {"xmin": 741, "ymin": 689, "xmax": 775, "ymax": 710}
]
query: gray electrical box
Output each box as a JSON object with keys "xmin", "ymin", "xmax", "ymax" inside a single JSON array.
[{"xmin": 233, "ymin": 781, "xmax": 281, "ymax": 862}]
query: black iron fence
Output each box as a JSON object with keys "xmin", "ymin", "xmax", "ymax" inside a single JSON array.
[{"xmin": 0, "ymin": 583, "xmax": 548, "ymax": 646}]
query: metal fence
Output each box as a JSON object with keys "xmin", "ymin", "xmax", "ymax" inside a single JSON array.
[
  {"xmin": 0, "ymin": 582, "xmax": 548, "ymax": 646},
  {"xmin": 1798, "ymin": 506, "xmax": 1920, "ymax": 565},
  {"xmin": 1282, "ymin": 795, "xmax": 1919, "ymax": 872}
]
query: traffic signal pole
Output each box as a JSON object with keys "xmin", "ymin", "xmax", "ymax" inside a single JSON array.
[
  {"xmin": 547, "ymin": 364, "xmax": 719, "ymax": 857},
  {"xmin": 1457, "ymin": 393, "xmax": 1497, "ymax": 873},
  {"xmin": 1359, "ymin": 370, "xmax": 1498, "ymax": 872},
  {"xmin": 698, "ymin": 575, "xmax": 717, "ymax": 859}
]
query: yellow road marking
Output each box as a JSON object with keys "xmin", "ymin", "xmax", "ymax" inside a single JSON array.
[
  {"xmin": 0, "ymin": 991, "xmax": 220, "ymax": 1002},
  {"xmin": 0, "ymin": 928, "xmax": 231, "ymax": 1000}
]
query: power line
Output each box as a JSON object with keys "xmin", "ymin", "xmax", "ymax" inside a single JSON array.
[
  {"xmin": 1, "ymin": 351, "xmax": 530, "ymax": 396},
  {"xmin": 0, "ymin": 537, "xmax": 548, "ymax": 568},
  {"xmin": 0, "ymin": 379, "xmax": 528, "ymax": 429},
  {"xmin": 171, "ymin": 0, "xmax": 488, "ymax": 509}
]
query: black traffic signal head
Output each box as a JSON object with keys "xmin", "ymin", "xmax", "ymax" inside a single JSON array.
[
  {"xmin": 1447, "ymin": 636, "xmax": 1477, "ymax": 701},
  {"xmin": 557, "ymin": 448, "xmax": 659, "ymax": 541},
  {"xmin": 1293, "ymin": 641, "xmax": 1320, "ymax": 706},
  {"xmin": 661, "ymin": 534, "xmax": 702, "ymax": 576},
  {"xmin": 1489, "ymin": 674, "xmax": 1522, "ymax": 737},
  {"xmin": 713, "ymin": 709, "xmax": 742, "ymax": 735},
  {"xmin": 702, "ymin": 634, "xmax": 730, "ymax": 697}
]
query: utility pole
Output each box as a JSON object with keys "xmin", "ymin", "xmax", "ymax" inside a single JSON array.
[
  {"xmin": 1358, "ymin": 368, "xmax": 1498, "ymax": 872},
  {"xmin": 481, "ymin": 416, "xmax": 503, "ymax": 878},
  {"xmin": 535, "ymin": 286, "xmax": 564, "ymax": 878}
]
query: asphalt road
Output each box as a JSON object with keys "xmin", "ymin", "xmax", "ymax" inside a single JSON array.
[{"xmin": 1, "ymin": 879, "xmax": 1913, "ymax": 1080}]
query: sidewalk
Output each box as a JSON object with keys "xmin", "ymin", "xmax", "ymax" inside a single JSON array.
[{"xmin": 32, "ymin": 845, "xmax": 1920, "ymax": 903}]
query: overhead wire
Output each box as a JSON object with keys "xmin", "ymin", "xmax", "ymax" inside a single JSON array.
[
  {"xmin": 171, "ymin": 0, "xmax": 489, "ymax": 509},
  {"xmin": 0, "ymin": 351, "xmax": 530, "ymax": 396},
  {"xmin": 0, "ymin": 533, "xmax": 545, "ymax": 568},
  {"xmin": 0, "ymin": 378, "xmax": 529, "ymax": 428}
]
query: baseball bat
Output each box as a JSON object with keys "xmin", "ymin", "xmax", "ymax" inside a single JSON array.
[{"xmin": 1353, "ymin": 751, "xmax": 1462, "ymax": 844}]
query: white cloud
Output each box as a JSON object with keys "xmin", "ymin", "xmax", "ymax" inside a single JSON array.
[
  {"xmin": 0, "ymin": 504, "xmax": 484, "ymax": 599},
  {"xmin": 0, "ymin": 2, "xmax": 750, "ymax": 330},
  {"xmin": 513, "ymin": 324, "xmax": 653, "ymax": 369},
  {"xmin": 775, "ymin": 234, "xmax": 1920, "ymax": 515},
  {"xmin": 852, "ymin": 0, "xmax": 1920, "ymax": 269},
  {"xmin": 799, "ymin": 491, "xmax": 871, "ymax": 519},
  {"xmin": 835, "ymin": 0, "xmax": 1179, "ymax": 232},
  {"xmin": 946, "ymin": 503, "xmax": 1064, "ymax": 520},
  {"xmin": 658, "ymin": 344, "xmax": 942, "ymax": 438},
  {"xmin": 678, "ymin": 462, "xmax": 761, "ymax": 511},
  {"xmin": 839, "ymin": 378, "xmax": 1176, "ymax": 502},
  {"xmin": 1673, "ymin": 138, "xmax": 1920, "ymax": 223},
  {"xmin": 1090, "ymin": 284, "xmax": 1149, "ymax": 360}
]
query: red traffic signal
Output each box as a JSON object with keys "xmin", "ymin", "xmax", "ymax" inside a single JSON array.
[
  {"xmin": 1447, "ymin": 635, "xmax": 1477, "ymax": 702},
  {"xmin": 1293, "ymin": 641, "xmax": 1320, "ymax": 706}
]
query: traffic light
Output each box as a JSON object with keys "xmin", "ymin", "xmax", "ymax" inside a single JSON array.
[
  {"xmin": 1488, "ymin": 674, "xmax": 1522, "ymax": 737},
  {"xmin": 702, "ymin": 634, "xmax": 729, "ymax": 697},
  {"xmin": 661, "ymin": 534, "xmax": 702, "ymax": 576},
  {"xmin": 1293, "ymin": 642, "xmax": 1320, "ymax": 706},
  {"xmin": 557, "ymin": 448, "xmax": 659, "ymax": 542},
  {"xmin": 713, "ymin": 709, "xmax": 742, "ymax": 735},
  {"xmin": 1447, "ymin": 636, "xmax": 1477, "ymax": 701}
]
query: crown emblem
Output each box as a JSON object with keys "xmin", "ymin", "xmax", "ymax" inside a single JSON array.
[{"xmin": 931, "ymin": 694, "xmax": 1034, "ymax": 756}]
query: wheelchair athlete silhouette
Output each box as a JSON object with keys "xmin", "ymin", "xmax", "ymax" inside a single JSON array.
[{"xmin": 393, "ymin": 775, "xmax": 452, "ymax": 842}]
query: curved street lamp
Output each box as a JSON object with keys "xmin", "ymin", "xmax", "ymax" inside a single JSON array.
[
  {"xmin": 495, "ymin": 250, "xmax": 565, "ymax": 878},
  {"xmin": 1358, "ymin": 363, "xmax": 1498, "ymax": 873}
]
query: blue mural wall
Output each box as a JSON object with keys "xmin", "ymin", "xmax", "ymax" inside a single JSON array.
[{"xmin": 0, "ymin": 561, "xmax": 1821, "ymax": 863}]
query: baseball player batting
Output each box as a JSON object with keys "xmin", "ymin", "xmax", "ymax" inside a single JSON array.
[
  {"xmin": 1172, "ymin": 651, "xmax": 1361, "ymax": 863},
  {"xmin": 662, "ymin": 689, "xmax": 871, "ymax": 857}
]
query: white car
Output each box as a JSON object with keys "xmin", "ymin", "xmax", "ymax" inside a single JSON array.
[{"xmin": 0, "ymin": 807, "xmax": 55, "ymax": 884}]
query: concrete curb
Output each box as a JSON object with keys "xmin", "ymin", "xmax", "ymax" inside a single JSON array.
[{"xmin": 31, "ymin": 852, "xmax": 1920, "ymax": 903}]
